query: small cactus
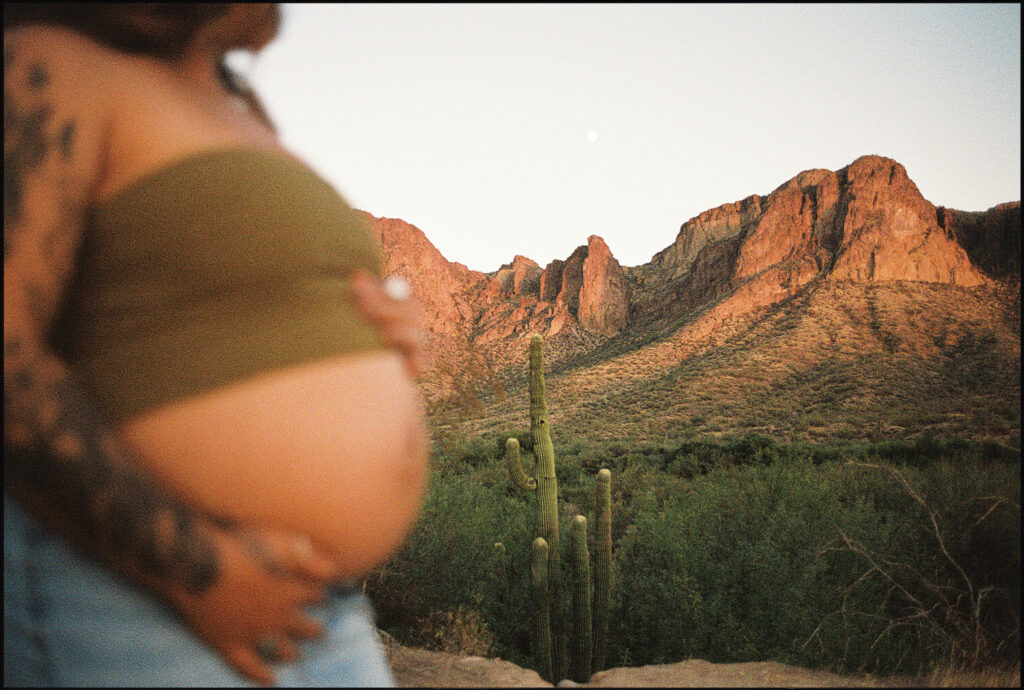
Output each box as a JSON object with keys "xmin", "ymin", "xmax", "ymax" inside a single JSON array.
[
  {"xmin": 570, "ymin": 515, "xmax": 593, "ymax": 683},
  {"xmin": 592, "ymin": 469, "xmax": 612, "ymax": 673},
  {"xmin": 493, "ymin": 542, "xmax": 508, "ymax": 612},
  {"xmin": 531, "ymin": 537, "xmax": 553, "ymax": 682}
]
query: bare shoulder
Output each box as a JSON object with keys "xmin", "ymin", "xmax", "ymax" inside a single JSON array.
[
  {"xmin": 5, "ymin": 24, "xmax": 179, "ymax": 108},
  {"xmin": 4, "ymin": 24, "xmax": 126, "ymax": 99},
  {"xmin": 4, "ymin": 25, "xmax": 126, "ymax": 328},
  {"xmin": 4, "ymin": 26, "xmax": 123, "ymax": 206}
]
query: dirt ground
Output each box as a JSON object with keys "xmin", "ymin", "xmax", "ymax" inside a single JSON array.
[{"xmin": 377, "ymin": 629, "xmax": 942, "ymax": 688}]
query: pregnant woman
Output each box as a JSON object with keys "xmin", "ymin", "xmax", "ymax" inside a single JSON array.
[{"xmin": 4, "ymin": 3, "xmax": 427, "ymax": 686}]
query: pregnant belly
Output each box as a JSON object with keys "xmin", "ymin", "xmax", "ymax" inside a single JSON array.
[{"xmin": 117, "ymin": 350, "xmax": 428, "ymax": 578}]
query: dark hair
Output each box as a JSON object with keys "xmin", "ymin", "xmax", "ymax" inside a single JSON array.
[{"xmin": 3, "ymin": 3, "xmax": 233, "ymax": 60}]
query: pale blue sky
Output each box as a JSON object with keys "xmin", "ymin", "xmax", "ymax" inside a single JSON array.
[{"xmin": 248, "ymin": 3, "xmax": 1020, "ymax": 272}]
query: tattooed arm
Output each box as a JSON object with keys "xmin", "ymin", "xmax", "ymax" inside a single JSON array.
[{"xmin": 3, "ymin": 28, "xmax": 337, "ymax": 685}]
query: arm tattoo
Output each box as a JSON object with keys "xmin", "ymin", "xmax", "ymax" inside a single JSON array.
[
  {"xmin": 3, "ymin": 47, "xmax": 221, "ymax": 594},
  {"xmin": 4, "ymin": 350, "xmax": 220, "ymax": 592}
]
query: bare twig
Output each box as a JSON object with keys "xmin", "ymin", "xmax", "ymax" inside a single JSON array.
[
  {"xmin": 845, "ymin": 462, "xmax": 974, "ymax": 596},
  {"xmin": 818, "ymin": 462, "xmax": 1017, "ymax": 670},
  {"xmin": 801, "ymin": 620, "xmax": 826, "ymax": 652},
  {"xmin": 838, "ymin": 530, "xmax": 926, "ymax": 612},
  {"xmin": 968, "ymin": 496, "xmax": 1019, "ymax": 532}
]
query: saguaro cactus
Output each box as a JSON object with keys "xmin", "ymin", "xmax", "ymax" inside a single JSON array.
[
  {"xmin": 592, "ymin": 468, "xmax": 612, "ymax": 674},
  {"xmin": 569, "ymin": 515, "xmax": 593, "ymax": 683},
  {"xmin": 507, "ymin": 335, "xmax": 612, "ymax": 684},
  {"xmin": 531, "ymin": 537, "xmax": 553, "ymax": 682},
  {"xmin": 493, "ymin": 541, "xmax": 509, "ymax": 619},
  {"xmin": 528, "ymin": 335, "xmax": 568, "ymax": 680},
  {"xmin": 494, "ymin": 541, "xmax": 507, "ymax": 580}
]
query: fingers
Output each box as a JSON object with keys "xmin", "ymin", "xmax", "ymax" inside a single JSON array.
[
  {"xmin": 348, "ymin": 270, "xmax": 427, "ymax": 378},
  {"xmin": 292, "ymin": 552, "xmax": 340, "ymax": 585},
  {"xmin": 350, "ymin": 270, "xmax": 423, "ymax": 326},
  {"xmin": 286, "ymin": 611, "xmax": 326, "ymax": 641},
  {"xmin": 184, "ymin": 526, "xmax": 336, "ymax": 686},
  {"xmin": 379, "ymin": 323, "xmax": 427, "ymax": 376},
  {"xmin": 223, "ymin": 645, "xmax": 276, "ymax": 687},
  {"xmin": 270, "ymin": 636, "xmax": 302, "ymax": 664},
  {"xmin": 277, "ymin": 534, "xmax": 340, "ymax": 584},
  {"xmin": 241, "ymin": 528, "xmax": 340, "ymax": 585},
  {"xmin": 402, "ymin": 347, "xmax": 426, "ymax": 380}
]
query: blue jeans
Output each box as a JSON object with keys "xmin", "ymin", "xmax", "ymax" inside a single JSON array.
[{"xmin": 4, "ymin": 495, "xmax": 395, "ymax": 687}]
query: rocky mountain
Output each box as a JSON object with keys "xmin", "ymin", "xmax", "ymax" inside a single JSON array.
[
  {"xmin": 630, "ymin": 156, "xmax": 990, "ymax": 329},
  {"xmin": 358, "ymin": 215, "xmax": 631, "ymax": 344},
  {"xmin": 356, "ymin": 155, "xmax": 1020, "ymax": 441}
]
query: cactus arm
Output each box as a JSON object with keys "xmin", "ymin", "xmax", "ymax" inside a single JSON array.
[
  {"xmin": 531, "ymin": 537, "xmax": 553, "ymax": 683},
  {"xmin": 494, "ymin": 541, "xmax": 507, "ymax": 579},
  {"xmin": 494, "ymin": 541, "xmax": 508, "ymax": 614},
  {"xmin": 570, "ymin": 515, "xmax": 593, "ymax": 683},
  {"xmin": 592, "ymin": 469, "xmax": 612, "ymax": 674},
  {"xmin": 506, "ymin": 438, "xmax": 537, "ymax": 491}
]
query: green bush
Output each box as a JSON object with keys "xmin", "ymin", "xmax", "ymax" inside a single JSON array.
[
  {"xmin": 608, "ymin": 454, "xmax": 1020, "ymax": 675},
  {"xmin": 366, "ymin": 466, "xmax": 536, "ymax": 664}
]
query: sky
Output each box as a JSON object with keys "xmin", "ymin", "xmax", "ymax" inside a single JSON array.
[{"xmin": 246, "ymin": 3, "xmax": 1021, "ymax": 272}]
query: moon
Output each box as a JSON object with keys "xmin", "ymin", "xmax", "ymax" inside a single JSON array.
[{"xmin": 587, "ymin": 130, "xmax": 599, "ymax": 143}]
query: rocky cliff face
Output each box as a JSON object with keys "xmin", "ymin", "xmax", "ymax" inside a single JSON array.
[
  {"xmin": 579, "ymin": 236, "xmax": 632, "ymax": 336},
  {"xmin": 537, "ymin": 236, "xmax": 631, "ymax": 337},
  {"xmin": 472, "ymin": 236, "xmax": 631, "ymax": 343},
  {"xmin": 494, "ymin": 255, "xmax": 542, "ymax": 297},
  {"xmin": 632, "ymin": 155, "xmax": 993, "ymax": 327},
  {"xmin": 361, "ymin": 211, "xmax": 632, "ymax": 345},
  {"xmin": 936, "ymin": 201, "xmax": 1021, "ymax": 280},
  {"xmin": 358, "ymin": 155, "xmax": 1018, "ymax": 400},
  {"xmin": 829, "ymin": 157, "xmax": 986, "ymax": 285},
  {"xmin": 357, "ymin": 211, "xmax": 505, "ymax": 342},
  {"xmin": 644, "ymin": 194, "xmax": 764, "ymax": 281}
]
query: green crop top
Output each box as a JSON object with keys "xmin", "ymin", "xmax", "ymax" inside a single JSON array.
[{"xmin": 51, "ymin": 148, "xmax": 385, "ymax": 423}]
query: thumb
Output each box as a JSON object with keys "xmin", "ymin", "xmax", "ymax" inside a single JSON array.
[{"xmin": 287, "ymin": 536, "xmax": 344, "ymax": 583}]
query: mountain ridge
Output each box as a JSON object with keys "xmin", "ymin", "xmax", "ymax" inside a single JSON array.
[{"xmin": 355, "ymin": 154, "xmax": 1019, "ymax": 442}]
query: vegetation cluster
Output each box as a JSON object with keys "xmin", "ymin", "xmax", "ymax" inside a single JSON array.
[{"xmin": 365, "ymin": 432, "xmax": 1020, "ymax": 679}]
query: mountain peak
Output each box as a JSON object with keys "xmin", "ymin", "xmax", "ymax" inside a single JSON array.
[{"xmin": 644, "ymin": 155, "xmax": 987, "ymax": 297}]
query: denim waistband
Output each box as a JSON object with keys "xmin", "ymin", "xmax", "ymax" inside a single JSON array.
[{"xmin": 4, "ymin": 494, "xmax": 394, "ymax": 686}]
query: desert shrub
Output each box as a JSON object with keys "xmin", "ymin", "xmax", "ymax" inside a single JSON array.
[
  {"xmin": 375, "ymin": 435, "xmax": 1019, "ymax": 678},
  {"xmin": 826, "ymin": 460, "xmax": 1021, "ymax": 673},
  {"xmin": 611, "ymin": 456, "xmax": 850, "ymax": 667},
  {"xmin": 506, "ymin": 429, "xmax": 534, "ymax": 455},
  {"xmin": 416, "ymin": 605, "xmax": 496, "ymax": 656},
  {"xmin": 554, "ymin": 454, "xmax": 584, "ymax": 487},
  {"xmin": 607, "ymin": 454, "xmax": 1020, "ymax": 675},
  {"xmin": 454, "ymin": 435, "xmax": 504, "ymax": 469},
  {"xmin": 666, "ymin": 453, "xmax": 703, "ymax": 479},
  {"xmin": 366, "ymin": 466, "xmax": 536, "ymax": 664}
]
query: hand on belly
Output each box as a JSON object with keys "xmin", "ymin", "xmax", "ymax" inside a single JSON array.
[{"xmin": 119, "ymin": 350, "xmax": 428, "ymax": 578}]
